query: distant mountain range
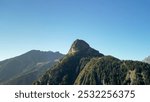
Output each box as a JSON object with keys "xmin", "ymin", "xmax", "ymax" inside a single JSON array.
[
  {"xmin": 0, "ymin": 50, "xmax": 64, "ymax": 85},
  {"xmin": 143, "ymin": 56, "xmax": 150, "ymax": 64},
  {"xmin": 34, "ymin": 39, "xmax": 150, "ymax": 85}
]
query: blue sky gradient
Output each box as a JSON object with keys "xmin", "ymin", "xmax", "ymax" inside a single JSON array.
[{"xmin": 0, "ymin": 0, "xmax": 150, "ymax": 61}]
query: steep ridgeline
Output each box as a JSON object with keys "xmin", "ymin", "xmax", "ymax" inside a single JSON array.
[
  {"xmin": 34, "ymin": 39, "xmax": 104, "ymax": 85},
  {"xmin": 143, "ymin": 56, "xmax": 150, "ymax": 64},
  {"xmin": 0, "ymin": 50, "xmax": 64, "ymax": 85},
  {"xmin": 34, "ymin": 39, "xmax": 150, "ymax": 85}
]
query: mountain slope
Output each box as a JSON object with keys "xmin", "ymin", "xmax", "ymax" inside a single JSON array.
[
  {"xmin": 34, "ymin": 39, "xmax": 150, "ymax": 85},
  {"xmin": 34, "ymin": 39, "xmax": 104, "ymax": 85},
  {"xmin": 75, "ymin": 56, "xmax": 150, "ymax": 85},
  {"xmin": 0, "ymin": 50, "xmax": 64, "ymax": 85}
]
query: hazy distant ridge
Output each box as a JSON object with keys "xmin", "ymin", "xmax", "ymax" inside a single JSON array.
[{"xmin": 0, "ymin": 50, "xmax": 64, "ymax": 85}]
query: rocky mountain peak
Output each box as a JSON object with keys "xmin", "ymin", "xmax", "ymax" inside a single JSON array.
[
  {"xmin": 68, "ymin": 39, "xmax": 90, "ymax": 54},
  {"xmin": 68, "ymin": 39, "xmax": 104, "ymax": 57}
]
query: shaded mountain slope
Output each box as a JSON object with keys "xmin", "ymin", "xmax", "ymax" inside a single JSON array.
[{"xmin": 0, "ymin": 50, "xmax": 64, "ymax": 85}]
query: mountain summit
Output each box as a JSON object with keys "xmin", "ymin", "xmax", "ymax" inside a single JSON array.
[
  {"xmin": 68, "ymin": 39, "xmax": 102, "ymax": 57},
  {"xmin": 68, "ymin": 39, "xmax": 90, "ymax": 54},
  {"xmin": 34, "ymin": 39, "xmax": 150, "ymax": 85}
]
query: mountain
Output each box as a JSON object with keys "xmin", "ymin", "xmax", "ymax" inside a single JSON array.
[
  {"xmin": 0, "ymin": 50, "xmax": 64, "ymax": 85},
  {"xmin": 143, "ymin": 56, "xmax": 150, "ymax": 64},
  {"xmin": 34, "ymin": 39, "xmax": 150, "ymax": 85}
]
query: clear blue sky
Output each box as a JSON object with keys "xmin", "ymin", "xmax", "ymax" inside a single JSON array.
[{"xmin": 0, "ymin": 0, "xmax": 150, "ymax": 61}]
